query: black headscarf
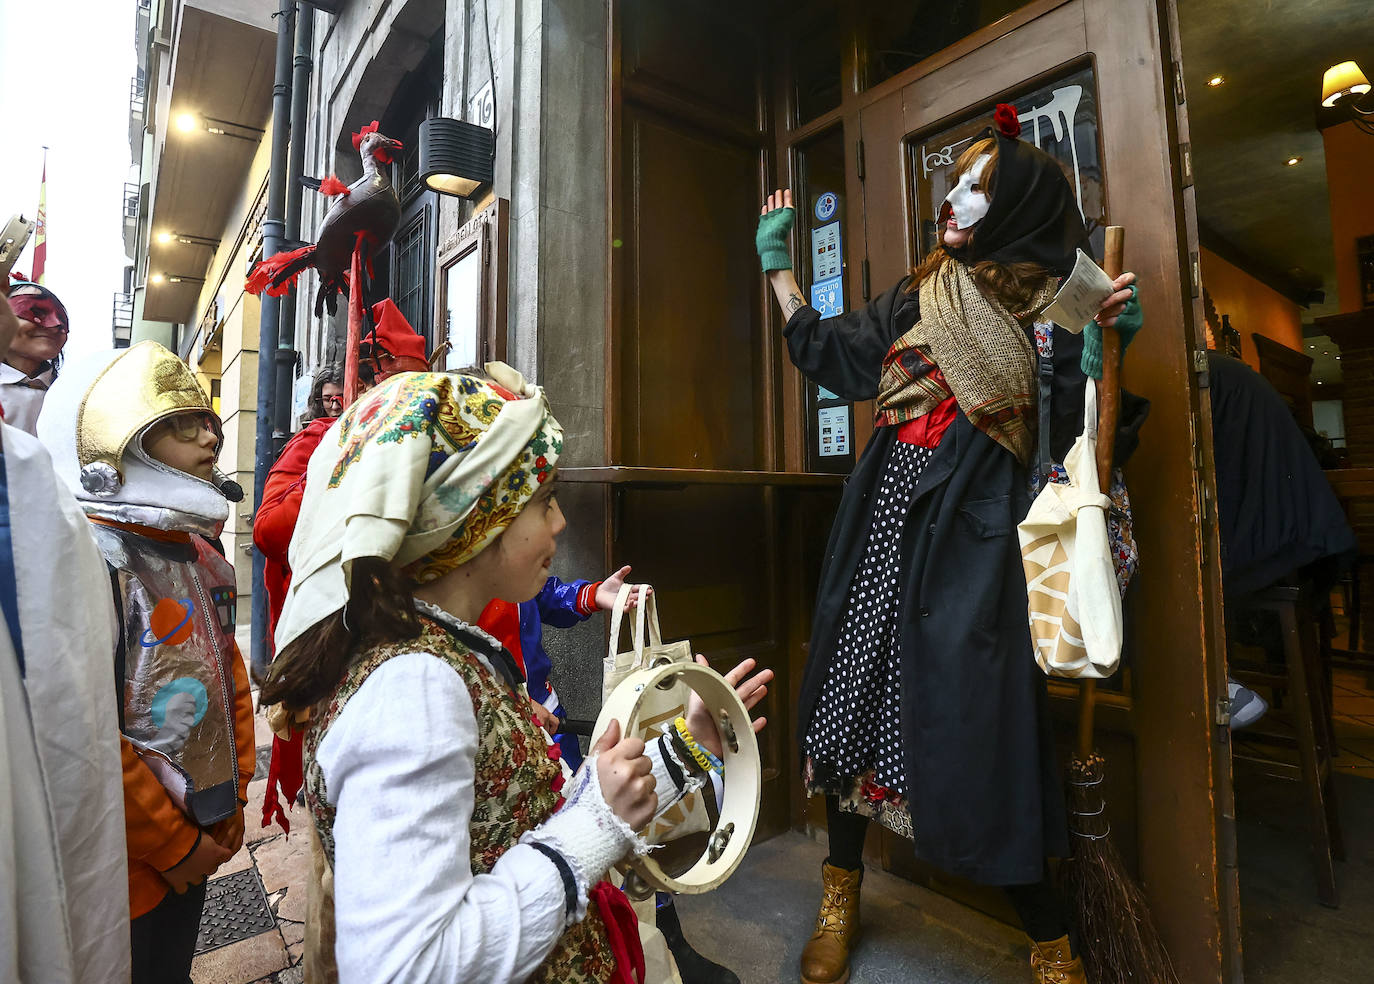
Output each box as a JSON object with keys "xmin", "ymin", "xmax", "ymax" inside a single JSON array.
[{"xmin": 944, "ymin": 124, "xmax": 1091, "ymax": 278}]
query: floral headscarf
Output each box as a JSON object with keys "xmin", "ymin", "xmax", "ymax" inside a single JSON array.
[{"xmin": 273, "ymin": 363, "xmax": 562, "ymax": 655}]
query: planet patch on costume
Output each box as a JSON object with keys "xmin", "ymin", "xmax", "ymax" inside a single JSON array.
[
  {"xmin": 150, "ymin": 677, "xmax": 209, "ymax": 729},
  {"xmin": 140, "ymin": 597, "xmax": 195, "ymax": 647}
]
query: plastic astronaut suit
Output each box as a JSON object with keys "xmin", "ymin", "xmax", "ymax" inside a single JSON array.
[{"xmin": 38, "ymin": 342, "xmax": 245, "ymax": 827}]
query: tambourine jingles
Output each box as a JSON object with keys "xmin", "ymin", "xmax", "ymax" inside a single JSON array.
[{"xmin": 591, "ymin": 660, "xmax": 761, "ymax": 895}]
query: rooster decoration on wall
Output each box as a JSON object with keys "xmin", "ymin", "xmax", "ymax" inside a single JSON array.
[
  {"xmin": 247, "ymin": 121, "xmax": 403, "ymax": 315},
  {"xmin": 246, "ymin": 120, "xmax": 404, "ymax": 401}
]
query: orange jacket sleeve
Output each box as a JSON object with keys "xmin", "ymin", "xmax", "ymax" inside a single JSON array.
[
  {"xmin": 229, "ymin": 639, "xmax": 257, "ymax": 804},
  {"xmin": 120, "ymin": 739, "xmax": 201, "ymax": 871}
]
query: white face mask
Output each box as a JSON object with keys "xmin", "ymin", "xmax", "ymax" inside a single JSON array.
[{"xmin": 943, "ymin": 154, "xmax": 992, "ymax": 231}]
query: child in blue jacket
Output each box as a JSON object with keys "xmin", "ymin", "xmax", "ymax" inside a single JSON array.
[{"xmin": 479, "ymin": 565, "xmax": 645, "ymax": 770}]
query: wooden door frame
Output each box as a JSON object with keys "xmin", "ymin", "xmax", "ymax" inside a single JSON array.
[{"xmin": 431, "ymin": 197, "xmax": 509, "ymax": 371}]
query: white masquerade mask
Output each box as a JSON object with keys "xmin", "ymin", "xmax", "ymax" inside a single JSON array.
[{"xmin": 943, "ymin": 154, "xmax": 992, "ymax": 232}]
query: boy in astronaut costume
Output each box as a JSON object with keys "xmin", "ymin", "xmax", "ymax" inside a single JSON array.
[{"xmin": 39, "ymin": 341, "xmax": 256, "ymax": 983}]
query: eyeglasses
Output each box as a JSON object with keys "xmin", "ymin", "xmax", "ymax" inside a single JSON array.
[
  {"xmin": 152, "ymin": 411, "xmax": 218, "ymax": 443},
  {"xmin": 321, "ymin": 395, "xmax": 345, "ymax": 408}
]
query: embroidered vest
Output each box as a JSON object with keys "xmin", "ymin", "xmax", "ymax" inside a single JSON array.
[{"xmin": 305, "ymin": 617, "xmax": 617, "ymax": 983}]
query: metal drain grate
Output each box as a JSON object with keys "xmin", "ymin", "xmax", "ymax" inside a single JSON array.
[{"xmin": 195, "ymin": 868, "xmax": 277, "ymax": 954}]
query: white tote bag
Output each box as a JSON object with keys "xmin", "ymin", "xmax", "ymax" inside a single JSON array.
[{"xmin": 1017, "ymin": 378, "xmax": 1123, "ymax": 679}]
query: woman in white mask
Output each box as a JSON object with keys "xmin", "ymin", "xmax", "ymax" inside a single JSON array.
[{"xmin": 751, "ymin": 105, "xmax": 1141, "ymax": 984}]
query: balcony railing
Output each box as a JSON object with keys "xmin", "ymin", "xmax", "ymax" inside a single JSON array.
[
  {"xmin": 123, "ymin": 183, "xmax": 140, "ymax": 221},
  {"xmin": 112, "ymin": 292, "xmax": 133, "ymax": 347},
  {"xmin": 130, "ymin": 75, "xmax": 145, "ymax": 116}
]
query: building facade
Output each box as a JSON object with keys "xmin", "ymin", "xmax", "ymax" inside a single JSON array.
[
  {"xmin": 122, "ymin": 0, "xmax": 277, "ymax": 608},
  {"xmin": 130, "ymin": 1, "xmax": 1249, "ymax": 978}
]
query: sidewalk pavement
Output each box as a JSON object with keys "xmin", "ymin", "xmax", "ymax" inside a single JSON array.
[{"xmin": 189, "ymin": 631, "xmax": 307, "ymax": 984}]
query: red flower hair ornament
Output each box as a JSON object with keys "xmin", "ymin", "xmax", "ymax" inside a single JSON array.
[{"xmin": 993, "ymin": 103, "xmax": 1022, "ymax": 139}]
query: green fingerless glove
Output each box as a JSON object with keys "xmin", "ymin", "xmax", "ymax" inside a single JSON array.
[
  {"xmin": 1081, "ymin": 285, "xmax": 1143, "ymax": 380},
  {"xmin": 755, "ymin": 207, "xmax": 795, "ymax": 273}
]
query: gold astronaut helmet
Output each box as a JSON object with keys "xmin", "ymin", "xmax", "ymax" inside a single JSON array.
[{"xmin": 75, "ymin": 341, "xmax": 224, "ymax": 496}]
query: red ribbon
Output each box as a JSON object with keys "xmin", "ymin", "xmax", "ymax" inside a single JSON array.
[
  {"xmin": 590, "ymin": 881, "xmax": 645, "ymax": 984},
  {"xmin": 262, "ymin": 731, "xmax": 305, "ymax": 834}
]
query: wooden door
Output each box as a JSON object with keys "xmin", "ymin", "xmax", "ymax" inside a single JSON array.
[{"xmin": 850, "ymin": 1, "xmax": 1236, "ymax": 980}]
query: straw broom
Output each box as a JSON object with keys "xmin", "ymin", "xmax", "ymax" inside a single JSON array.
[{"xmin": 1059, "ymin": 226, "xmax": 1179, "ymax": 984}]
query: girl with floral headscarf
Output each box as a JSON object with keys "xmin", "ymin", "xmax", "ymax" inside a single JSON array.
[{"xmin": 261, "ymin": 365, "xmax": 771, "ymax": 984}]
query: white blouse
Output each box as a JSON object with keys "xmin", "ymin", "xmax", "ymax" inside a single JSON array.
[{"xmin": 316, "ymin": 638, "xmax": 701, "ymax": 984}]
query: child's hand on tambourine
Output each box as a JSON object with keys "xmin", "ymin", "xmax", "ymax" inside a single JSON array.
[
  {"xmin": 684, "ymin": 655, "xmax": 774, "ymax": 760},
  {"xmin": 596, "ymin": 566, "xmax": 652, "ymax": 611},
  {"xmin": 591, "ymin": 718, "xmax": 659, "ymax": 830}
]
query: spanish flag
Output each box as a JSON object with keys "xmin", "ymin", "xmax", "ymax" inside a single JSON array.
[{"xmin": 31, "ymin": 148, "xmax": 47, "ymax": 284}]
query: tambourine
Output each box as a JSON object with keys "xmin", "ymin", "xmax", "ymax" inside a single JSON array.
[{"xmin": 592, "ymin": 660, "xmax": 761, "ymax": 896}]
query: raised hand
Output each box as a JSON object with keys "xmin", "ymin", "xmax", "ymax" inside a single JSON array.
[
  {"xmin": 597, "ymin": 565, "xmax": 652, "ymax": 611},
  {"xmin": 683, "ymin": 655, "xmax": 774, "ymax": 760},
  {"xmin": 756, "ymin": 188, "xmax": 796, "ymax": 274}
]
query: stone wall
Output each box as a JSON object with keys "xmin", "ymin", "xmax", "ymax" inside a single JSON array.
[{"xmin": 293, "ymin": 0, "xmax": 612, "ymax": 720}]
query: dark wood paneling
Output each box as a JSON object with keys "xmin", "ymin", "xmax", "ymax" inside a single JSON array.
[
  {"xmin": 614, "ymin": 484, "xmax": 790, "ymax": 839},
  {"xmin": 621, "ymin": 0, "xmax": 763, "ymax": 128},
  {"xmin": 622, "ymin": 107, "xmax": 767, "ymax": 469}
]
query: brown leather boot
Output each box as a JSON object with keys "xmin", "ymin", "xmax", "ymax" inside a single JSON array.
[
  {"xmin": 799, "ymin": 862, "xmax": 862, "ymax": 984},
  {"xmin": 1029, "ymin": 935, "xmax": 1088, "ymax": 984}
]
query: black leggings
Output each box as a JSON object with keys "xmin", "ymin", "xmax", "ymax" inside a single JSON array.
[
  {"xmin": 824, "ymin": 796, "xmax": 1068, "ymax": 943},
  {"xmin": 131, "ymin": 880, "xmax": 207, "ymax": 983}
]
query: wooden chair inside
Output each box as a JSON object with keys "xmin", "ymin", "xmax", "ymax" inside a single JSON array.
[{"xmin": 1229, "ymin": 583, "xmax": 1345, "ymax": 908}]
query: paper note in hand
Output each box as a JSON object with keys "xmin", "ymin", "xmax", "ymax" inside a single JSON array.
[{"xmin": 1043, "ymin": 249, "xmax": 1116, "ymax": 334}]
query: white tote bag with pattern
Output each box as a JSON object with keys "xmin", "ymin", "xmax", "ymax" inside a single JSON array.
[{"xmin": 1017, "ymin": 378, "xmax": 1123, "ymax": 679}]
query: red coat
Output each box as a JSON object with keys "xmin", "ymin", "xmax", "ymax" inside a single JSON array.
[
  {"xmin": 253, "ymin": 416, "xmax": 334, "ymax": 832},
  {"xmin": 253, "ymin": 417, "xmax": 335, "ymax": 642}
]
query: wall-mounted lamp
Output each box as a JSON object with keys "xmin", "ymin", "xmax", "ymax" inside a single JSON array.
[
  {"xmin": 174, "ymin": 111, "xmax": 266, "ymax": 142},
  {"xmin": 157, "ymin": 231, "xmax": 221, "ymax": 247},
  {"xmin": 419, "ymin": 117, "xmax": 495, "ymax": 199},
  {"xmin": 1321, "ymin": 61, "xmax": 1373, "ymax": 134},
  {"xmin": 150, "ymin": 273, "xmax": 206, "ymax": 286}
]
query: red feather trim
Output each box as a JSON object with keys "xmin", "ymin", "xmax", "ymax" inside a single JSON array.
[
  {"xmin": 993, "ymin": 103, "xmax": 1022, "ymax": 139},
  {"xmin": 9, "ymin": 271, "xmax": 28, "ymax": 282},
  {"xmin": 245, "ymin": 244, "xmax": 315, "ymax": 297},
  {"xmin": 351, "ymin": 120, "xmax": 381, "ymax": 151},
  {"xmin": 319, "ymin": 175, "xmax": 350, "ymax": 197}
]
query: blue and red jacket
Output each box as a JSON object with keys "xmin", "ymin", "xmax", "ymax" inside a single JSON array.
[{"xmin": 479, "ymin": 577, "xmax": 600, "ymax": 769}]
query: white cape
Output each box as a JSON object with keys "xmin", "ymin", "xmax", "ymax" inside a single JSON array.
[{"xmin": 0, "ymin": 422, "xmax": 130, "ymax": 983}]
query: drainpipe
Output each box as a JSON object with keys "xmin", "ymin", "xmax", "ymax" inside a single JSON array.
[
  {"xmin": 274, "ymin": 3, "xmax": 314, "ymax": 451},
  {"xmin": 250, "ymin": 0, "xmax": 296, "ymax": 681}
]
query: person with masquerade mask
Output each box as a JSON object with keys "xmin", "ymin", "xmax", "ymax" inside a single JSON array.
[
  {"xmin": 754, "ymin": 105, "xmax": 1143, "ymax": 984},
  {"xmin": 1, "ymin": 279, "xmax": 70, "ymax": 435}
]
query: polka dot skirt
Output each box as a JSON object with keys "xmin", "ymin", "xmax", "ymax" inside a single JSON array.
[{"xmin": 804, "ymin": 442, "xmax": 933, "ymax": 798}]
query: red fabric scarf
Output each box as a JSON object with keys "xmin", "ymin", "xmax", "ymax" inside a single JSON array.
[{"xmin": 591, "ymin": 881, "xmax": 646, "ymax": 984}]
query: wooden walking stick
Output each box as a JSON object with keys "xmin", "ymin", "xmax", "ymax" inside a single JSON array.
[{"xmin": 1061, "ymin": 226, "xmax": 1179, "ymax": 984}]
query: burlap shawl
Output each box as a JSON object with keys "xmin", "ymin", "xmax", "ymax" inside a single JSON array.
[{"xmin": 876, "ymin": 259, "xmax": 1054, "ymax": 464}]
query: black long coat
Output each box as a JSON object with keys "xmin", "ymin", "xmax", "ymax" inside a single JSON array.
[{"xmin": 788, "ymin": 276, "xmax": 1098, "ymax": 886}]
